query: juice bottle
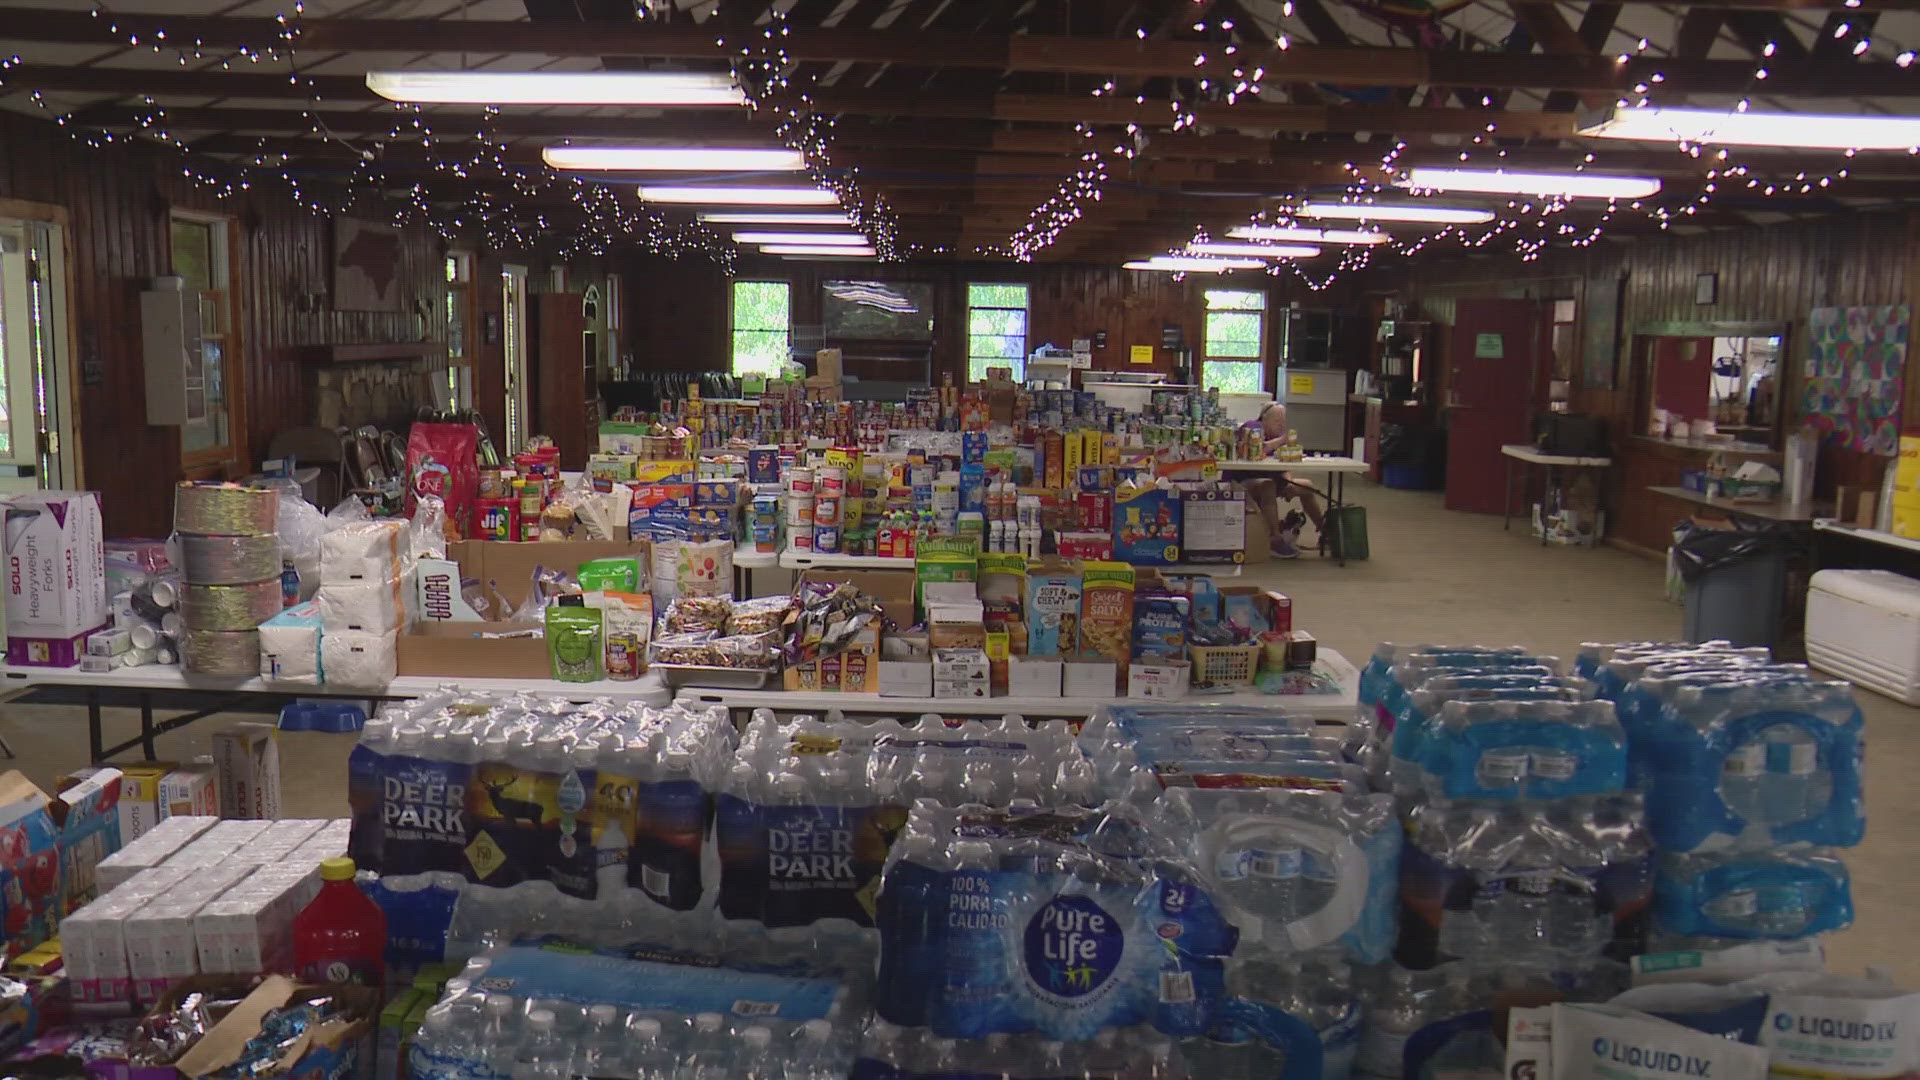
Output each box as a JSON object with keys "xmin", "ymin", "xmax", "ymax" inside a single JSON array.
[{"xmin": 293, "ymin": 857, "xmax": 387, "ymax": 986}]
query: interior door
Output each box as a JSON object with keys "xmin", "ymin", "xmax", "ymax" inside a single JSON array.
[{"xmin": 1445, "ymin": 298, "xmax": 1551, "ymax": 514}]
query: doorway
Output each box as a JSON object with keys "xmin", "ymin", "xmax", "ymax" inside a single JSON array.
[
  {"xmin": 1445, "ymin": 298, "xmax": 1555, "ymax": 514},
  {"xmin": 501, "ymin": 264, "xmax": 529, "ymax": 455},
  {"xmin": 0, "ymin": 216, "xmax": 76, "ymax": 493}
]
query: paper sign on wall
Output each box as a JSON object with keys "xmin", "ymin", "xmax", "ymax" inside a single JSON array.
[
  {"xmin": 1474, "ymin": 332, "xmax": 1505, "ymax": 358},
  {"xmin": 1129, "ymin": 345, "xmax": 1155, "ymax": 364},
  {"xmin": 1288, "ymin": 373, "xmax": 1316, "ymax": 396}
]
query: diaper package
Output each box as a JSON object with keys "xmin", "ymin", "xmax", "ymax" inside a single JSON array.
[
  {"xmin": 319, "ymin": 519, "xmax": 408, "ymax": 585},
  {"xmin": 317, "ymin": 575, "xmax": 407, "ymax": 634},
  {"xmin": 320, "ymin": 627, "xmax": 398, "ymax": 689}
]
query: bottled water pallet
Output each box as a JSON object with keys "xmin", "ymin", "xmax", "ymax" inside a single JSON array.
[{"xmin": 671, "ymin": 646, "xmax": 1360, "ymax": 725}]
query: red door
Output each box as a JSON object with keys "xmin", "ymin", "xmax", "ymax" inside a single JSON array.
[{"xmin": 1445, "ymin": 299, "xmax": 1552, "ymax": 514}]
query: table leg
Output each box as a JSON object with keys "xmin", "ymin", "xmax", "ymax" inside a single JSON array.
[
  {"xmin": 140, "ymin": 692, "xmax": 157, "ymax": 761},
  {"xmin": 1504, "ymin": 458, "xmax": 1515, "ymax": 531},
  {"xmin": 1541, "ymin": 464, "xmax": 1552, "ymax": 546},
  {"xmin": 87, "ymin": 690, "xmax": 103, "ymax": 763}
]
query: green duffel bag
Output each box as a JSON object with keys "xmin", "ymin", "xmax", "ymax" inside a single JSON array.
[{"xmin": 1323, "ymin": 504, "xmax": 1370, "ymax": 561}]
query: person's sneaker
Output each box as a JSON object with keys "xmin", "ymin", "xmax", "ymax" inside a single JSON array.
[{"xmin": 1270, "ymin": 533, "xmax": 1301, "ymax": 559}]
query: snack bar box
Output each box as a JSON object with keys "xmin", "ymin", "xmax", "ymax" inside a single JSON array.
[{"xmin": 1806, "ymin": 568, "xmax": 1920, "ymax": 704}]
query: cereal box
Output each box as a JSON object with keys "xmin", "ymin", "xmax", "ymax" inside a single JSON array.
[
  {"xmin": 1025, "ymin": 558, "xmax": 1083, "ymax": 658},
  {"xmin": 1133, "ymin": 590, "xmax": 1190, "ymax": 662},
  {"xmin": 1079, "ymin": 561, "xmax": 1136, "ymax": 690}
]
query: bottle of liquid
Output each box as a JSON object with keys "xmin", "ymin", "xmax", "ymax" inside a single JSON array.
[
  {"xmin": 1358, "ymin": 967, "xmax": 1425, "ymax": 1077},
  {"xmin": 626, "ymin": 1016, "xmax": 673, "ymax": 1080},
  {"xmin": 573, "ymin": 1004, "xmax": 625, "ymax": 1080},
  {"xmin": 292, "ymin": 857, "xmax": 387, "ymax": 986},
  {"xmin": 514, "ymin": 1009, "xmax": 568, "ymax": 1080}
]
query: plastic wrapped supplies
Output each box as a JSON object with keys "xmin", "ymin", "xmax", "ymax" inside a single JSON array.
[
  {"xmin": 319, "ymin": 519, "xmax": 409, "ymax": 585},
  {"xmin": 321, "ymin": 628, "xmax": 398, "ymax": 689},
  {"xmin": 258, "ymin": 601, "xmax": 323, "ymax": 685},
  {"xmin": 316, "ymin": 575, "xmax": 407, "ymax": 635}
]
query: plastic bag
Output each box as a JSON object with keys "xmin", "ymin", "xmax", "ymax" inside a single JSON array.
[
  {"xmin": 410, "ymin": 495, "xmax": 449, "ymax": 561},
  {"xmin": 272, "ymin": 479, "xmax": 328, "ymax": 602},
  {"xmin": 1669, "ymin": 518, "xmax": 1802, "ymax": 583},
  {"xmin": 329, "ymin": 496, "xmax": 372, "ymax": 525}
]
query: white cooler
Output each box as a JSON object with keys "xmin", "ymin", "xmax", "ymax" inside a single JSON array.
[{"xmin": 1806, "ymin": 568, "xmax": 1920, "ymax": 704}]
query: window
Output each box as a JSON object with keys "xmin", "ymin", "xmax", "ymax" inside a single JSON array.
[
  {"xmin": 731, "ymin": 280, "xmax": 790, "ymax": 377},
  {"xmin": 170, "ymin": 214, "xmax": 236, "ymax": 461},
  {"xmin": 1203, "ymin": 288, "xmax": 1267, "ymax": 393},
  {"xmin": 967, "ymin": 283, "xmax": 1030, "ymax": 383},
  {"xmin": 446, "ymin": 253, "xmax": 474, "ymax": 406}
]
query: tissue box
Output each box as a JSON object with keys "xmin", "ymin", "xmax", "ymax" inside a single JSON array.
[{"xmin": 4, "ymin": 490, "xmax": 108, "ymax": 666}]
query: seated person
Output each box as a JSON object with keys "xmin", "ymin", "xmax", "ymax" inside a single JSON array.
[{"xmin": 1227, "ymin": 401, "xmax": 1326, "ymax": 559}]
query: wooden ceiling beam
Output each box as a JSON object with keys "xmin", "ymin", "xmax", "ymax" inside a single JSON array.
[{"xmin": 6, "ymin": 10, "xmax": 1919, "ymax": 96}]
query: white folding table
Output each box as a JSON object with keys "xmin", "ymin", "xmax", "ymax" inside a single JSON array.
[{"xmin": 1500, "ymin": 444, "xmax": 1612, "ymax": 543}]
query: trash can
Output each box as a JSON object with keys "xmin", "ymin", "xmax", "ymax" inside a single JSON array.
[{"xmin": 1670, "ymin": 518, "xmax": 1801, "ymax": 648}]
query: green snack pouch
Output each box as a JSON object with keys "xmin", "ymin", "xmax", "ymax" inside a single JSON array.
[
  {"xmin": 546, "ymin": 595, "xmax": 604, "ymax": 682},
  {"xmin": 577, "ymin": 555, "xmax": 640, "ymax": 594}
]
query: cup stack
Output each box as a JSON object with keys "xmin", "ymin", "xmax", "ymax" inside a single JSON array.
[{"xmin": 172, "ymin": 483, "xmax": 282, "ymax": 676}]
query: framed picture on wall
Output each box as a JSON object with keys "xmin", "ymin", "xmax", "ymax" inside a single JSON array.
[
  {"xmin": 1582, "ymin": 272, "xmax": 1625, "ymax": 390},
  {"xmin": 1695, "ymin": 272, "xmax": 1718, "ymax": 306}
]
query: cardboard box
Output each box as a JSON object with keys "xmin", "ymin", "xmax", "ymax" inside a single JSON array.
[
  {"xmin": 211, "ymin": 724, "xmax": 280, "ymax": 821},
  {"xmin": 878, "ymin": 660, "xmax": 933, "ymax": 698},
  {"xmin": 399, "ymin": 539, "xmax": 653, "ymax": 676},
  {"xmin": 4, "ymin": 490, "xmax": 109, "ymax": 666},
  {"xmin": 932, "ymin": 648, "xmax": 990, "ymax": 699},
  {"xmin": 52, "ymin": 767, "xmax": 123, "ymax": 915},
  {"xmin": 159, "ymin": 765, "xmax": 220, "ymax": 820},
  {"xmin": 1260, "ymin": 590, "xmax": 1294, "ymax": 635},
  {"xmin": 170, "ymin": 975, "xmax": 379, "ymax": 1080},
  {"xmin": 781, "ymin": 567, "xmax": 914, "ymax": 693},
  {"xmin": 1113, "ymin": 484, "xmax": 1183, "ymax": 566},
  {"xmin": 1063, "ymin": 658, "xmax": 1120, "ymax": 698},
  {"xmin": 1128, "ymin": 659, "xmax": 1191, "ymax": 699},
  {"xmin": 925, "ymin": 582, "xmax": 987, "ymax": 649},
  {"xmin": 112, "ymin": 762, "xmax": 176, "ymax": 843},
  {"xmin": 1008, "ymin": 654, "xmax": 1063, "ymax": 697},
  {"xmin": 1181, "ymin": 487, "xmax": 1248, "ymax": 565},
  {"xmin": 0, "ymin": 772, "xmax": 62, "ymax": 958},
  {"xmin": 815, "ymin": 348, "xmax": 844, "ymax": 385}
]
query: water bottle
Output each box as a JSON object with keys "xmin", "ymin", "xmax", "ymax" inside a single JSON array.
[
  {"xmin": 513, "ymin": 1009, "xmax": 567, "ymax": 1080},
  {"xmin": 681, "ymin": 1012, "xmax": 731, "ymax": 1080},
  {"xmin": 573, "ymin": 1004, "xmax": 624, "ymax": 1080},
  {"xmin": 787, "ymin": 1019, "xmax": 839, "ymax": 1080},
  {"xmin": 735, "ymin": 1026, "xmax": 776, "ymax": 1080},
  {"xmin": 626, "ymin": 1016, "xmax": 673, "ymax": 1080},
  {"xmin": 1357, "ymin": 967, "xmax": 1424, "ymax": 1077}
]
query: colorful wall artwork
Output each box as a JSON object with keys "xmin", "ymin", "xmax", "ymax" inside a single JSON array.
[{"xmin": 1802, "ymin": 304, "xmax": 1908, "ymax": 455}]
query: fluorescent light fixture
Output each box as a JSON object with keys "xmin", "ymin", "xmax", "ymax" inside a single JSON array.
[
  {"xmin": 732, "ymin": 232, "xmax": 870, "ymax": 246},
  {"xmin": 1402, "ymin": 166, "xmax": 1661, "ymax": 199},
  {"xmin": 697, "ymin": 211, "xmax": 851, "ymax": 225},
  {"xmin": 1226, "ymin": 225, "xmax": 1388, "ymax": 245},
  {"xmin": 542, "ymin": 146, "xmax": 805, "ymax": 171},
  {"xmin": 1299, "ymin": 202, "xmax": 1496, "ymax": 225},
  {"xmin": 1187, "ymin": 242, "xmax": 1322, "ymax": 258},
  {"xmin": 638, "ymin": 185, "xmax": 838, "ymax": 205},
  {"xmin": 1124, "ymin": 257, "xmax": 1264, "ymax": 272},
  {"xmin": 366, "ymin": 70, "xmax": 744, "ymax": 106},
  {"xmin": 762, "ymin": 245, "xmax": 877, "ymax": 256},
  {"xmin": 1578, "ymin": 104, "xmax": 1920, "ymax": 150}
]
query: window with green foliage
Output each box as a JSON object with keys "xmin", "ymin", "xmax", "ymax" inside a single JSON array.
[
  {"xmin": 1203, "ymin": 287, "xmax": 1267, "ymax": 394},
  {"xmin": 731, "ymin": 280, "xmax": 790, "ymax": 377},
  {"xmin": 967, "ymin": 283, "xmax": 1030, "ymax": 382}
]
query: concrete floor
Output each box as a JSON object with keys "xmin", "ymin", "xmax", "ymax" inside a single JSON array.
[{"xmin": 4, "ymin": 482, "xmax": 1911, "ymax": 982}]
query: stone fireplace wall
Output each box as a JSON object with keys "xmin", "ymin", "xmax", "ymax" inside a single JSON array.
[{"xmin": 314, "ymin": 360, "xmax": 443, "ymax": 431}]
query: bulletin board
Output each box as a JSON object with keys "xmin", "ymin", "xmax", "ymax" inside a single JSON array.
[{"xmin": 1802, "ymin": 304, "xmax": 1908, "ymax": 455}]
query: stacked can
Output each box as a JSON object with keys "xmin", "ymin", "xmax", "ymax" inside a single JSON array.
[
  {"xmin": 785, "ymin": 467, "xmax": 816, "ymax": 552},
  {"xmin": 813, "ymin": 464, "xmax": 846, "ymax": 554},
  {"xmin": 172, "ymin": 483, "xmax": 282, "ymax": 676}
]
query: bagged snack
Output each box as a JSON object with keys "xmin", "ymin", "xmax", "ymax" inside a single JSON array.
[
  {"xmin": 727, "ymin": 594, "xmax": 795, "ymax": 636},
  {"xmin": 664, "ymin": 594, "xmax": 733, "ymax": 634},
  {"xmin": 590, "ymin": 589, "xmax": 652, "ymax": 680},
  {"xmin": 674, "ymin": 538, "xmax": 731, "ymax": 598},
  {"xmin": 545, "ymin": 597, "xmax": 603, "ymax": 682}
]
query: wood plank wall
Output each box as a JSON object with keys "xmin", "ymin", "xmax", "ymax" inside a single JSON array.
[
  {"xmin": 0, "ymin": 110, "xmax": 447, "ymax": 536},
  {"xmin": 615, "ymin": 254, "xmax": 1354, "ymax": 383},
  {"xmin": 1364, "ymin": 209, "xmax": 1920, "ymax": 552}
]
